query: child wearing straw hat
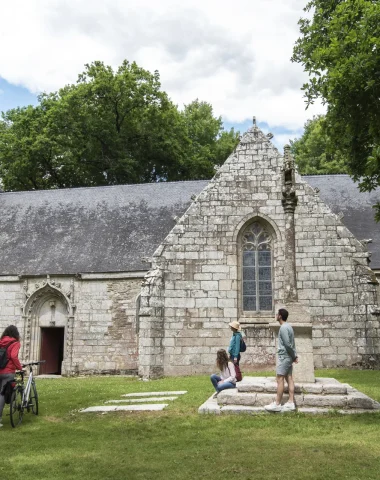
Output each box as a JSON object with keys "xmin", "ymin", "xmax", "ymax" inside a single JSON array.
[{"xmin": 228, "ymin": 320, "xmax": 243, "ymax": 366}]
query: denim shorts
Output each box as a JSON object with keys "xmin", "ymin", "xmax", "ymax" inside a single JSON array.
[{"xmin": 276, "ymin": 356, "xmax": 293, "ymax": 376}]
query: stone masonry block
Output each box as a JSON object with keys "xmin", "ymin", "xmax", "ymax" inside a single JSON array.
[
  {"xmin": 303, "ymin": 395, "xmax": 347, "ymax": 408},
  {"xmin": 200, "ymin": 281, "xmax": 219, "ymax": 290},
  {"xmin": 347, "ymin": 393, "xmax": 379, "ymax": 410},
  {"xmin": 195, "ymin": 298, "xmax": 218, "ymax": 308}
]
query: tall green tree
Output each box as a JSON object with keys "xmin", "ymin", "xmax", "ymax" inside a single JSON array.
[
  {"xmin": 290, "ymin": 115, "xmax": 348, "ymax": 174},
  {"xmin": 292, "ymin": 0, "xmax": 380, "ymax": 217},
  {"xmin": 0, "ymin": 61, "xmax": 238, "ymax": 191},
  {"xmin": 180, "ymin": 100, "xmax": 239, "ymax": 179}
]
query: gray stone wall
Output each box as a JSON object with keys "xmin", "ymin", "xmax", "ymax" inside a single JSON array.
[
  {"xmin": 140, "ymin": 126, "xmax": 380, "ymax": 377},
  {"xmin": 0, "ymin": 278, "xmax": 24, "ymax": 336},
  {"xmin": 294, "ymin": 180, "xmax": 379, "ymax": 368},
  {"xmin": 0, "ymin": 275, "xmax": 140, "ymax": 375},
  {"xmin": 73, "ymin": 278, "xmax": 140, "ymax": 374}
]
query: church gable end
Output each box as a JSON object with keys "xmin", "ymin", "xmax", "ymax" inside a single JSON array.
[{"xmin": 140, "ymin": 123, "xmax": 380, "ymax": 378}]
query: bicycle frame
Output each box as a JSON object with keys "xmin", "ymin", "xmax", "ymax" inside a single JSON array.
[
  {"xmin": 10, "ymin": 360, "xmax": 44, "ymax": 428},
  {"xmin": 18, "ymin": 360, "xmax": 45, "ymax": 409},
  {"xmin": 22, "ymin": 365, "xmax": 34, "ymax": 408}
]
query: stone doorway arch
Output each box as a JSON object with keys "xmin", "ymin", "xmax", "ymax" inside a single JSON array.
[{"xmin": 22, "ymin": 276, "xmax": 75, "ymax": 375}]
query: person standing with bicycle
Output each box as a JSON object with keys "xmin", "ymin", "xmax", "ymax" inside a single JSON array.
[{"xmin": 0, "ymin": 325, "xmax": 22, "ymax": 427}]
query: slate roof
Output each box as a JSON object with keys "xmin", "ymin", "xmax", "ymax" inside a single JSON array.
[
  {"xmin": 0, "ymin": 175, "xmax": 378, "ymax": 275},
  {"xmin": 0, "ymin": 181, "xmax": 207, "ymax": 275},
  {"xmin": 303, "ymin": 175, "xmax": 380, "ymax": 269}
]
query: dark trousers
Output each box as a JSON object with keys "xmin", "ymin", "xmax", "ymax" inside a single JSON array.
[
  {"xmin": 0, "ymin": 373, "xmax": 14, "ymax": 418},
  {"xmin": 229, "ymin": 354, "xmax": 241, "ymax": 366}
]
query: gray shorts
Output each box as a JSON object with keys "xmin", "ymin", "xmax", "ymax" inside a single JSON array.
[{"xmin": 276, "ymin": 356, "xmax": 293, "ymax": 376}]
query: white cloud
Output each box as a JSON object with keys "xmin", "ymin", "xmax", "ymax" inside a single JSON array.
[{"xmin": 0, "ymin": 0, "xmax": 324, "ymax": 132}]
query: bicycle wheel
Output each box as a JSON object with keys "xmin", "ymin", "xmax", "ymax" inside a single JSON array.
[
  {"xmin": 29, "ymin": 381, "xmax": 39, "ymax": 415},
  {"xmin": 10, "ymin": 387, "xmax": 24, "ymax": 428}
]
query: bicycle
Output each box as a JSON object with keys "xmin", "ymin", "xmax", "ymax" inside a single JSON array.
[{"xmin": 9, "ymin": 360, "xmax": 45, "ymax": 428}]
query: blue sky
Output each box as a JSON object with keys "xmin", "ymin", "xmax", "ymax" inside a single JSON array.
[{"xmin": 0, "ymin": 78, "xmax": 38, "ymax": 113}]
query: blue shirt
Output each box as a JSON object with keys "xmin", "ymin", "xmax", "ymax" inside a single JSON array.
[{"xmin": 228, "ymin": 332, "xmax": 242, "ymax": 358}]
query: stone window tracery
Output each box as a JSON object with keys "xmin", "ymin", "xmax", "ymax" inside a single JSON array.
[{"xmin": 241, "ymin": 221, "xmax": 273, "ymax": 312}]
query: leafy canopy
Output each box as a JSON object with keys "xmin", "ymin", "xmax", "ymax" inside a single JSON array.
[
  {"xmin": 0, "ymin": 61, "xmax": 239, "ymax": 191},
  {"xmin": 292, "ymin": 0, "xmax": 380, "ymax": 218},
  {"xmin": 290, "ymin": 115, "xmax": 349, "ymax": 174}
]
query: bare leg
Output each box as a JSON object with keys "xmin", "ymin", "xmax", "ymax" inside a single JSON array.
[
  {"xmin": 286, "ymin": 374, "xmax": 295, "ymax": 403},
  {"xmin": 276, "ymin": 375, "xmax": 285, "ymax": 405}
]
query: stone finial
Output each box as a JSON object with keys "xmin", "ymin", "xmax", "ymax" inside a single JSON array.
[
  {"xmin": 252, "ymin": 116, "xmax": 256, "ymax": 126},
  {"xmin": 282, "ymin": 144, "xmax": 297, "ymax": 213},
  {"xmin": 266, "ymin": 133, "xmax": 274, "ymax": 140},
  {"xmin": 282, "ymin": 185, "xmax": 298, "ymax": 213},
  {"xmin": 283, "ymin": 144, "xmax": 294, "ymax": 172}
]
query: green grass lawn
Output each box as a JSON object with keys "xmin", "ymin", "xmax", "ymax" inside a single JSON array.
[{"xmin": 1, "ymin": 369, "xmax": 380, "ymax": 480}]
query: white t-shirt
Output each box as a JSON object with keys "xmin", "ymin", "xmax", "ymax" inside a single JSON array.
[{"xmin": 220, "ymin": 361, "xmax": 236, "ymax": 384}]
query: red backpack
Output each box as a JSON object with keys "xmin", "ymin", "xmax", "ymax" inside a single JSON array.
[{"xmin": 235, "ymin": 364, "xmax": 243, "ymax": 382}]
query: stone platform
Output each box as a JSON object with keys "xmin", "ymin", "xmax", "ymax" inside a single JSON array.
[{"xmin": 199, "ymin": 376, "xmax": 380, "ymax": 415}]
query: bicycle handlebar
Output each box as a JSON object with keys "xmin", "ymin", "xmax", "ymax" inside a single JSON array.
[{"xmin": 21, "ymin": 360, "xmax": 46, "ymax": 367}]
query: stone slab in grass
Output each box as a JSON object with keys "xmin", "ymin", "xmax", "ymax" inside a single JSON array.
[
  {"xmin": 121, "ymin": 391, "xmax": 187, "ymax": 397},
  {"xmin": 81, "ymin": 404, "xmax": 168, "ymax": 412},
  {"xmin": 105, "ymin": 397, "xmax": 178, "ymax": 403}
]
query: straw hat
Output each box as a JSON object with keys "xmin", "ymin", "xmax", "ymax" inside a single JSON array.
[{"xmin": 229, "ymin": 321, "xmax": 241, "ymax": 331}]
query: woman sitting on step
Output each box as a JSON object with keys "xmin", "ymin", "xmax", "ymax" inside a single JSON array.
[{"xmin": 210, "ymin": 349, "xmax": 236, "ymax": 395}]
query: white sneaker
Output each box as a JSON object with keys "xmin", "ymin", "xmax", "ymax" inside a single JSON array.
[
  {"xmin": 264, "ymin": 402, "xmax": 282, "ymax": 412},
  {"xmin": 282, "ymin": 402, "xmax": 296, "ymax": 412}
]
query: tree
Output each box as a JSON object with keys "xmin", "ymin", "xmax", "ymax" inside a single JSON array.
[
  {"xmin": 290, "ymin": 115, "xmax": 349, "ymax": 174},
  {"xmin": 0, "ymin": 104, "xmax": 65, "ymax": 190},
  {"xmin": 292, "ymin": 0, "xmax": 380, "ymax": 218},
  {"xmin": 0, "ymin": 61, "xmax": 238, "ymax": 190},
  {"xmin": 180, "ymin": 100, "xmax": 239, "ymax": 179}
]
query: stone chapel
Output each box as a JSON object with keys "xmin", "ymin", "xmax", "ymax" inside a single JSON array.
[{"xmin": 0, "ymin": 123, "xmax": 379, "ymax": 377}]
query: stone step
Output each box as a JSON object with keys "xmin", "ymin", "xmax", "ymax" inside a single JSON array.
[
  {"xmin": 237, "ymin": 376, "xmax": 351, "ymax": 395},
  {"xmin": 198, "ymin": 395, "xmax": 380, "ymax": 415},
  {"xmin": 217, "ymin": 388, "xmax": 380, "ymax": 410},
  {"xmin": 220, "ymin": 405, "xmax": 380, "ymax": 415}
]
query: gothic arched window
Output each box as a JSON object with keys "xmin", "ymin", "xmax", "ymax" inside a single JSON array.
[{"xmin": 242, "ymin": 221, "xmax": 273, "ymax": 312}]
